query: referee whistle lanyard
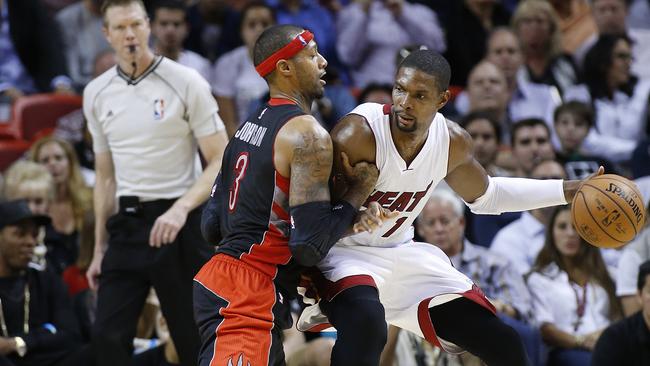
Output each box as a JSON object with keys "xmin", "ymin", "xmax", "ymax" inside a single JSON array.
[
  {"xmin": 0, "ymin": 279, "xmax": 30, "ymax": 336},
  {"xmin": 571, "ymin": 282, "xmax": 588, "ymax": 332}
]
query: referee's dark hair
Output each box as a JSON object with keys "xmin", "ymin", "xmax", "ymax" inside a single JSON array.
[
  {"xmin": 253, "ymin": 24, "xmax": 304, "ymax": 79},
  {"xmin": 638, "ymin": 260, "xmax": 650, "ymax": 292},
  {"xmin": 397, "ymin": 49, "xmax": 451, "ymax": 93}
]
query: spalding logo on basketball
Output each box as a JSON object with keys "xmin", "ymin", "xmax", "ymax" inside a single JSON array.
[{"xmin": 571, "ymin": 174, "xmax": 646, "ymax": 249}]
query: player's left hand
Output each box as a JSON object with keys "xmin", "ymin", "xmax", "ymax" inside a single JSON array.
[
  {"xmin": 353, "ymin": 201, "xmax": 399, "ymax": 233},
  {"xmin": 149, "ymin": 204, "xmax": 189, "ymax": 247},
  {"xmin": 563, "ymin": 166, "xmax": 604, "ymax": 202}
]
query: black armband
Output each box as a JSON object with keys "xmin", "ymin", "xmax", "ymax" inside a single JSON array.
[
  {"xmin": 201, "ymin": 181, "xmax": 222, "ymax": 245},
  {"xmin": 288, "ymin": 200, "xmax": 357, "ymax": 267}
]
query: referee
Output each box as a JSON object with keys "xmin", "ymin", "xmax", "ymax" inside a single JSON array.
[{"xmin": 82, "ymin": 1, "xmax": 228, "ymax": 365}]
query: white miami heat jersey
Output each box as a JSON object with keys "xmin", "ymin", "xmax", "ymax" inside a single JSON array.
[{"xmin": 337, "ymin": 103, "xmax": 450, "ymax": 248}]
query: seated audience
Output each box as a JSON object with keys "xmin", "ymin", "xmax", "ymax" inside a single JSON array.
[
  {"xmin": 553, "ymin": 101, "xmax": 617, "ymax": 179},
  {"xmin": 491, "ymin": 159, "xmax": 565, "ymax": 274},
  {"xmin": 0, "ymin": 200, "xmax": 87, "ymax": 366},
  {"xmin": 592, "ymin": 260, "xmax": 650, "ymax": 366},
  {"xmin": 565, "ymin": 34, "xmax": 650, "ymax": 163},
  {"xmin": 527, "ymin": 205, "xmax": 623, "ymax": 366},
  {"xmin": 512, "ymin": 0, "xmax": 579, "ymax": 96},
  {"xmin": 30, "ymin": 137, "xmax": 92, "ymax": 274},
  {"xmin": 616, "ymin": 205, "xmax": 650, "ymax": 316}
]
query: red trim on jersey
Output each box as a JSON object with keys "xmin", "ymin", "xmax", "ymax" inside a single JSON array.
[
  {"xmin": 275, "ymin": 170, "xmax": 290, "ymax": 194},
  {"xmin": 417, "ymin": 297, "xmax": 441, "ymax": 348},
  {"xmin": 240, "ymin": 223, "xmax": 292, "ymax": 276},
  {"xmin": 382, "ymin": 104, "xmax": 392, "ymax": 115},
  {"xmin": 269, "ymin": 98, "xmax": 298, "ymax": 106},
  {"xmin": 463, "ymin": 284, "xmax": 497, "ymax": 315},
  {"xmin": 304, "ymin": 269, "xmax": 377, "ymax": 302},
  {"xmin": 272, "ymin": 202, "xmax": 289, "ymax": 221}
]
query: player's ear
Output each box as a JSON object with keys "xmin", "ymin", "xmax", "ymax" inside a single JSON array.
[
  {"xmin": 436, "ymin": 90, "xmax": 450, "ymax": 109},
  {"xmin": 276, "ymin": 59, "xmax": 292, "ymax": 76}
]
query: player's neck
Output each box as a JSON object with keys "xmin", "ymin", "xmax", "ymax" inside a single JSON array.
[{"xmin": 268, "ymin": 87, "xmax": 313, "ymax": 114}]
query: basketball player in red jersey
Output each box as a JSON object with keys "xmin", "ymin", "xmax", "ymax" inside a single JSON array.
[{"xmin": 192, "ymin": 24, "xmax": 389, "ymax": 366}]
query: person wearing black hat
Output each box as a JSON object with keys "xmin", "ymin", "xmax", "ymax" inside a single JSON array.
[{"xmin": 0, "ymin": 200, "xmax": 88, "ymax": 366}]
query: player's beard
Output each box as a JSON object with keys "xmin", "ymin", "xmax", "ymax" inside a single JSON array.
[{"xmin": 393, "ymin": 112, "xmax": 418, "ymax": 133}]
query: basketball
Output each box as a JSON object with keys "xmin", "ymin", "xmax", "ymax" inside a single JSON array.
[{"xmin": 572, "ymin": 174, "xmax": 646, "ymax": 248}]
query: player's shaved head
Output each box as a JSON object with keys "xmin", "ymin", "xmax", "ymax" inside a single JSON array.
[
  {"xmin": 397, "ymin": 49, "xmax": 451, "ymax": 92},
  {"xmin": 253, "ymin": 24, "xmax": 304, "ymax": 68}
]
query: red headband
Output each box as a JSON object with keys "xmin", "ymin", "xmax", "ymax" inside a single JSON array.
[{"xmin": 255, "ymin": 30, "xmax": 314, "ymax": 77}]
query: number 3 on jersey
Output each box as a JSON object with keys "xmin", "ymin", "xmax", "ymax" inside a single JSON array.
[{"xmin": 228, "ymin": 152, "xmax": 249, "ymax": 212}]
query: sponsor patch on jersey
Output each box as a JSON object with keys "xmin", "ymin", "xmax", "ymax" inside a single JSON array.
[{"xmin": 153, "ymin": 99, "xmax": 165, "ymax": 120}]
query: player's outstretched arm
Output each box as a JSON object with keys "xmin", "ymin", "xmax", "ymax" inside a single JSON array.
[
  {"xmin": 444, "ymin": 120, "xmax": 569, "ymax": 214},
  {"xmin": 275, "ymin": 115, "xmax": 377, "ymax": 266}
]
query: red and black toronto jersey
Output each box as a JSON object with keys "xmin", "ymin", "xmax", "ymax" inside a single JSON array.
[{"xmin": 208, "ymin": 99, "xmax": 305, "ymax": 279}]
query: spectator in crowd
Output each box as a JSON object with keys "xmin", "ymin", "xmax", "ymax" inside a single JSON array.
[
  {"xmin": 575, "ymin": 0, "xmax": 650, "ymax": 79},
  {"xmin": 3, "ymin": 161, "xmax": 53, "ymax": 217},
  {"xmin": 357, "ymin": 83, "xmax": 393, "ymax": 105},
  {"xmin": 509, "ymin": 118, "xmax": 556, "ymax": 177},
  {"xmin": 30, "ymin": 137, "xmax": 92, "ymax": 275},
  {"xmin": 459, "ymin": 61, "xmax": 511, "ymax": 139},
  {"xmin": 0, "ymin": 0, "xmax": 73, "ymax": 103},
  {"xmin": 527, "ymin": 204, "xmax": 623, "ymax": 366},
  {"xmin": 268, "ymin": 0, "xmax": 340, "ymax": 74},
  {"xmin": 336, "ymin": 0, "xmax": 445, "ymax": 88},
  {"xmin": 183, "ymin": 0, "xmax": 240, "ymax": 62},
  {"xmin": 491, "ymin": 159, "xmax": 565, "ymax": 275},
  {"xmin": 55, "ymin": 0, "xmax": 110, "ymax": 91},
  {"xmin": 455, "ymin": 29, "xmax": 561, "ymax": 134},
  {"xmin": 84, "ymin": 1, "xmax": 228, "ymax": 365},
  {"xmin": 2, "ymin": 161, "xmax": 53, "ymax": 269},
  {"xmin": 417, "ymin": 190, "xmax": 543, "ymax": 366},
  {"xmin": 485, "ymin": 27, "xmax": 561, "ymax": 127},
  {"xmin": 549, "ymin": 0, "xmax": 597, "ymax": 54},
  {"xmin": 55, "ymin": 50, "xmax": 117, "ymax": 177},
  {"xmin": 459, "ymin": 112, "xmax": 521, "ymax": 248},
  {"xmin": 616, "ymin": 205, "xmax": 650, "ymax": 316},
  {"xmin": 512, "ymin": 0, "xmax": 579, "ymax": 96},
  {"xmin": 213, "ymin": 1, "xmax": 275, "ymax": 136},
  {"xmin": 0, "ymin": 199, "xmax": 88, "ymax": 366},
  {"xmin": 627, "ymin": 0, "xmax": 650, "ymax": 30},
  {"xmin": 565, "ymin": 34, "xmax": 650, "ymax": 163},
  {"xmin": 553, "ymin": 101, "xmax": 617, "ymax": 179},
  {"xmin": 442, "ymin": 0, "xmax": 512, "ymax": 87},
  {"xmin": 631, "ymin": 138, "xmax": 650, "ymax": 178},
  {"xmin": 592, "ymin": 259, "xmax": 650, "ymax": 366},
  {"xmin": 151, "ymin": 0, "xmax": 211, "ymax": 82}
]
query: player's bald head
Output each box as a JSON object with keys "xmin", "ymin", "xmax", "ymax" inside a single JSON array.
[
  {"xmin": 397, "ymin": 49, "xmax": 451, "ymax": 93},
  {"xmin": 253, "ymin": 24, "xmax": 304, "ymax": 69}
]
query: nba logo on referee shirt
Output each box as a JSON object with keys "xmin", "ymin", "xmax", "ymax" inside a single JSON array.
[{"xmin": 153, "ymin": 99, "xmax": 165, "ymax": 120}]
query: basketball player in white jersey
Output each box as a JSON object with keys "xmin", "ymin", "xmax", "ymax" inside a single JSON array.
[{"xmin": 297, "ymin": 50, "xmax": 600, "ymax": 365}]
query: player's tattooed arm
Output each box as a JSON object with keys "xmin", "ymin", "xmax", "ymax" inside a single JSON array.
[{"xmin": 288, "ymin": 127, "xmax": 333, "ymax": 206}]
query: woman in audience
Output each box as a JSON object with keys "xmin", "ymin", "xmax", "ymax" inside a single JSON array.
[
  {"xmin": 527, "ymin": 205, "xmax": 623, "ymax": 366},
  {"xmin": 512, "ymin": 0, "xmax": 578, "ymax": 96},
  {"xmin": 565, "ymin": 34, "xmax": 650, "ymax": 163},
  {"xmin": 212, "ymin": 1, "xmax": 275, "ymax": 136},
  {"xmin": 30, "ymin": 136, "xmax": 92, "ymax": 273}
]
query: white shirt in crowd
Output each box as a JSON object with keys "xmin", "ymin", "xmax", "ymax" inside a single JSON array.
[
  {"xmin": 177, "ymin": 50, "xmax": 212, "ymax": 85},
  {"xmin": 212, "ymin": 46, "xmax": 268, "ymax": 126},
  {"xmin": 490, "ymin": 212, "xmax": 546, "ymax": 275},
  {"xmin": 528, "ymin": 263, "xmax": 613, "ymax": 335}
]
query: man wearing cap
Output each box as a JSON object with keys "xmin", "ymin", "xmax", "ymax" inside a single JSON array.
[{"xmin": 0, "ymin": 200, "xmax": 86, "ymax": 366}]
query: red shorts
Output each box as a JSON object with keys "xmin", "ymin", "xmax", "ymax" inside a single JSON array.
[{"xmin": 193, "ymin": 254, "xmax": 285, "ymax": 366}]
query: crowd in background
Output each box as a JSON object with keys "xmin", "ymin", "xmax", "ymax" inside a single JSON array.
[{"xmin": 1, "ymin": 0, "xmax": 650, "ymax": 365}]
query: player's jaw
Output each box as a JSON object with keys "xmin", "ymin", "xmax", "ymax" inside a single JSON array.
[{"xmin": 392, "ymin": 109, "xmax": 418, "ymax": 133}]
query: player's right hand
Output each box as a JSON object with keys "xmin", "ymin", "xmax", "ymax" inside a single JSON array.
[
  {"xmin": 340, "ymin": 151, "xmax": 379, "ymax": 190},
  {"xmin": 86, "ymin": 252, "xmax": 103, "ymax": 291},
  {"xmin": 353, "ymin": 201, "xmax": 399, "ymax": 233}
]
